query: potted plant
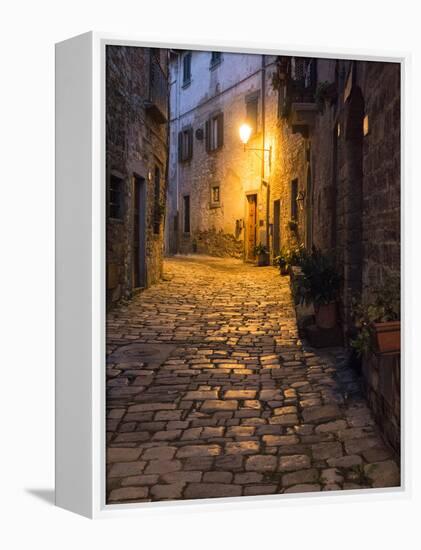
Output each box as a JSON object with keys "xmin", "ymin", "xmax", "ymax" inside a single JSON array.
[
  {"xmin": 296, "ymin": 247, "xmax": 341, "ymax": 329},
  {"xmin": 351, "ymin": 276, "xmax": 400, "ymax": 356},
  {"xmin": 253, "ymin": 243, "xmax": 269, "ymax": 266},
  {"xmin": 275, "ymin": 247, "xmax": 289, "ymax": 275}
]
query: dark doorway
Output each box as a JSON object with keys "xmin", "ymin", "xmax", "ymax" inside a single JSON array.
[
  {"xmin": 273, "ymin": 199, "xmax": 281, "ymax": 256},
  {"xmin": 183, "ymin": 195, "xmax": 190, "ymax": 234},
  {"xmin": 343, "ymin": 84, "xmax": 365, "ymax": 332},
  {"xmin": 246, "ymin": 194, "xmax": 257, "ymax": 260},
  {"xmin": 133, "ymin": 175, "xmax": 146, "ymax": 288},
  {"xmin": 305, "ymin": 167, "xmax": 313, "ymax": 250}
]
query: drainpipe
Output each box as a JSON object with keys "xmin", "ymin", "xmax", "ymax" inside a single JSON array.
[{"xmin": 176, "ymin": 53, "xmax": 181, "ymax": 253}]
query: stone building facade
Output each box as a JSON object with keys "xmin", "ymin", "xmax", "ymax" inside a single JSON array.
[
  {"xmin": 106, "ymin": 46, "xmax": 169, "ymax": 307},
  {"xmin": 166, "ymin": 50, "xmax": 274, "ymax": 260},
  {"xmin": 271, "ymin": 55, "xmax": 401, "ymax": 453},
  {"xmin": 272, "ymin": 56, "xmax": 400, "ymax": 330}
]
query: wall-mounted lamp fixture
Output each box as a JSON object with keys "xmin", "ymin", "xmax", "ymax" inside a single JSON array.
[
  {"xmin": 239, "ymin": 123, "xmax": 272, "ymax": 169},
  {"xmin": 296, "ymin": 190, "xmax": 306, "ymax": 211}
]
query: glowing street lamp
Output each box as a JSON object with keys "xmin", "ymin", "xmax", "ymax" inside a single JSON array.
[
  {"xmin": 239, "ymin": 123, "xmax": 272, "ymax": 167},
  {"xmin": 239, "ymin": 123, "xmax": 252, "ymax": 147}
]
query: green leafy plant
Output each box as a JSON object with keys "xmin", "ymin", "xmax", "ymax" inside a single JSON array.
[
  {"xmin": 253, "ymin": 243, "xmax": 269, "ymax": 256},
  {"xmin": 295, "ymin": 247, "xmax": 341, "ymax": 307},
  {"xmin": 351, "ymin": 275, "xmax": 400, "ymax": 356},
  {"xmin": 275, "ymin": 246, "xmax": 290, "ymax": 274},
  {"xmin": 275, "ymin": 247, "xmax": 288, "ymax": 267},
  {"xmin": 286, "ymin": 243, "xmax": 309, "ymax": 267}
]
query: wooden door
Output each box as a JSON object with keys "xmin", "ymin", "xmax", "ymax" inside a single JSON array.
[
  {"xmin": 273, "ymin": 199, "xmax": 281, "ymax": 256},
  {"xmin": 246, "ymin": 194, "xmax": 257, "ymax": 260},
  {"xmin": 305, "ymin": 169, "xmax": 313, "ymax": 250},
  {"xmin": 133, "ymin": 176, "xmax": 146, "ymax": 288}
]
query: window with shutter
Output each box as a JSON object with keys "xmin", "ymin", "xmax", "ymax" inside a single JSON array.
[
  {"xmin": 246, "ymin": 96, "xmax": 258, "ymax": 134},
  {"xmin": 205, "ymin": 120, "xmax": 211, "ymax": 152},
  {"xmin": 291, "ymin": 179, "xmax": 298, "ymax": 221},
  {"xmin": 210, "ymin": 52, "xmax": 222, "ymax": 68},
  {"xmin": 217, "ymin": 113, "xmax": 224, "ymax": 148},
  {"xmin": 205, "ymin": 112, "xmax": 224, "ymax": 152},
  {"xmin": 178, "ymin": 127, "xmax": 193, "ymax": 162},
  {"xmin": 210, "ymin": 183, "xmax": 221, "ymax": 208},
  {"xmin": 109, "ymin": 174, "xmax": 124, "ymax": 220},
  {"xmin": 182, "ymin": 53, "xmax": 192, "ymax": 86}
]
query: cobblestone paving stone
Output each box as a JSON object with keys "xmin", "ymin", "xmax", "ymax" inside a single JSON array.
[{"xmin": 106, "ymin": 255, "xmax": 400, "ymax": 503}]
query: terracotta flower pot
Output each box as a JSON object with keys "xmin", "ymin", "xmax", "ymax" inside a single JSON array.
[
  {"xmin": 372, "ymin": 321, "xmax": 400, "ymax": 354},
  {"xmin": 315, "ymin": 302, "xmax": 337, "ymax": 329}
]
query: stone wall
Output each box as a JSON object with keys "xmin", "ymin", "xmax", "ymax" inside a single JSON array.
[
  {"xmin": 362, "ymin": 354, "xmax": 400, "ymax": 455},
  {"xmin": 264, "ymin": 59, "xmax": 308, "ymax": 256},
  {"xmin": 304, "ymin": 59, "xmax": 401, "ymax": 331},
  {"xmin": 183, "ymin": 228, "xmax": 243, "ymax": 257},
  {"xmin": 106, "ymin": 46, "xmax": 168, "ymax": 307},
  {"xmin": 270, "ymin": 56, "xmax": 401, "ymax": 453},
  {"xmin": 306, "ymin": 58, "xmax": 401, "ymax": 452}
]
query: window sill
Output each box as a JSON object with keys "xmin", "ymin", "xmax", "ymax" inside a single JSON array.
[
  {"xmin": 209, "ymin": 203, "xmax": 221, "ymax": 209},
  {"xmin": 207, "ymin": 146, "xmax": 223, "ymax": 154},
  {"xmin": 182, "ymin": 79, "xmax": 191, "ymax": 89},
  {"xmin": 209, "ymin": 60, "xmax": 222, "ymax": 71}
]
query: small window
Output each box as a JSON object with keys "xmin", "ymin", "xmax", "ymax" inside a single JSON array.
[
  {"xmin": 205, "ymin": 113, "xmax": 224, "ymax": 152},
  {"xmin": 178, "ymin": 128, "xmax": 193, "ymax": 162},
  {"xmin": 210, "ymin": 184, "xmax": 220, "ymax": 207},
  {"xmin": 183, "ymin": 195, "xmax": 190, "ymax": 233},
  {"xmin": 210, "ymin": 52, "xmax": 222, "ymax": 68},
  {"xmin": 246, "ymin": 96, "xmax": 258, "ymax": 134},
  {"xmin": 182, "ymin": 53, "xmax": 191, "ymax": 86},
  {"xmin": 109, "ymin": 174, "xmax": 124, "ymax": 220},
  {"xmin": 153, "ymin": 166, "xmax": 161, "ymax": 234},
  {"xmin": 291, "ymin": 179, "xmax": 298, "ymax": 221}
]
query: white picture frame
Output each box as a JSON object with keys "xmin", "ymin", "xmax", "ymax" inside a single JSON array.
[{"xmin": 55, "ymin": 31, "xmax": 409, "ymax": 519}]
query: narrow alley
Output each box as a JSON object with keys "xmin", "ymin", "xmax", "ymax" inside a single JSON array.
[{"xmin": 106, "ymin": 256, "xmax": 399, "ymax": 503}]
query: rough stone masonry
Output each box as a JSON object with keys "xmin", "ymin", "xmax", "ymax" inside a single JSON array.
[{"xmin": 106, "ymin": 256, "xmax": 399, "ymax": 503}]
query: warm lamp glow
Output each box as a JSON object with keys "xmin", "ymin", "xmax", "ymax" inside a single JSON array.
[{"xmin": 239, "ymin": 123, "xmax": 252, "ymax": 145}]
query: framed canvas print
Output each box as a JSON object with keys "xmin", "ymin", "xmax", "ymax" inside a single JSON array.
[{"xmin": 55, "ymin": 32, "xmax": 407, "ymax": 518}]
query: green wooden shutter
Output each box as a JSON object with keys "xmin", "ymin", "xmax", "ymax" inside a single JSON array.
[
  {"xmin": 217, "ymin": 113, "xmax": 224, "ymax": 148},
  {"xmin": 188, "ymin": 128, "xmax": 193, "ymax": 160},
  {"xmin": 178, "ymin": 131, "xmax": 183, "ymax": 162},
  {"xmin": 205, "ymin": 120, "xmax": 210, "ymax": 152}
]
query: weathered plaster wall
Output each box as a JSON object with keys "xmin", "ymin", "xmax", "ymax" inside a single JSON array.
[{"xmin": 166, "ymin": 51, "xmax": 265, "ymax": 258}]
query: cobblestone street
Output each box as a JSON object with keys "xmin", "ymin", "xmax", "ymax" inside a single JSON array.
[{"xmin": 106, "ymin": 255, "xmax": 399, "ymax": 503}]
